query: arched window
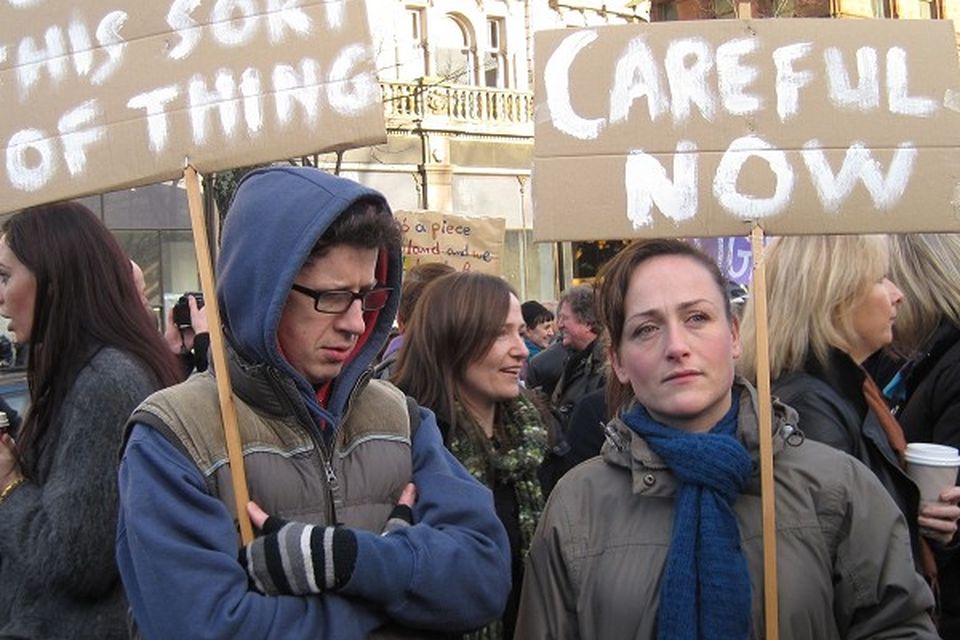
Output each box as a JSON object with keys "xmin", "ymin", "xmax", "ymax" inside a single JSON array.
[{"xmin": 435, "ymin": 14, "xmax": 475, "ymax": 85}]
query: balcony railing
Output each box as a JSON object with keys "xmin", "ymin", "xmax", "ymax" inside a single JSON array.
[{"xmin": 380, "ymin": 80, "xmax": 535, "ymax": 137}]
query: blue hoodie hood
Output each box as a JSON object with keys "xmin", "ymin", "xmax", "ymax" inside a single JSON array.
[{"xmin": 216, "ymin": 166, "xmax": 401, "ymax": 424}]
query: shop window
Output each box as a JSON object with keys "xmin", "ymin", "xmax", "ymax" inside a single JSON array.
[{"xmin": 572, "ymin": 240, "xmax": 628, "ymax": 282}]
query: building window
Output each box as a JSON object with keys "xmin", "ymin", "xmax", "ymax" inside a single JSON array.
[
  {"xmin": 872, "ymin": 0, "xmax": 892, "ymax": 16},
  {"xmin": 484, "ymin": 17, "xmax": 507, "ymax": 88},
  {"xmin": 404, "ymin": 7, "xmax": 428, "ymax": 77},
  {"xmin": 435, "ymin": 14, "xmax": 475, "ymax": 85},
  {"xmin": 651, "ymin": 0, "xmax": 679, "ymax": 21},
  {"xmin": 918, "ymin": 0, "xmax": 940, "ymax": 18}
]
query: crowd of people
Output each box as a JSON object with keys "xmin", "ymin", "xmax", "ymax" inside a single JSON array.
[{"xmin": 0, "ymin": 167, "xmax": 957, "ymax": 639}]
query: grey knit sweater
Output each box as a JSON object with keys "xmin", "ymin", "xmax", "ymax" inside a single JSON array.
[{"xmin": 0, "ymin": 347, "xmax": 159, "ymax": 639}]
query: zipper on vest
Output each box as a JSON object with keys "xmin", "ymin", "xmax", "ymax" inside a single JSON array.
[{"xmin": 266, "ymin": 366, "xmax": 344, "ymax": 523}]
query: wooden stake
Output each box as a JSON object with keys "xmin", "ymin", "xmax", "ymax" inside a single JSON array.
[
  {"xmin": 184, "ymin": 165, "xmax": 254, "ymax": 544},
  {"xmin": 751, "ymin": 223, "xmax": 779, "ymax": 639}
]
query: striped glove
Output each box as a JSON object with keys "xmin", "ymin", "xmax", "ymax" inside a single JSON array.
[{"xmin": 239, "ymin": 516, "xmax": 358, "ymax": 596}]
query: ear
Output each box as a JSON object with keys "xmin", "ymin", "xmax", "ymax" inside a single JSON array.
[
  {"xmin": 608, "ymin": 345, "xmax": 631, "ymax": 384},
  {"xmin": 730, "ymin": 315, "xmax": 742, "ymax": 361}
]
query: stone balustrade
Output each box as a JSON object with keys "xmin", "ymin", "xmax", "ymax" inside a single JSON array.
[{"xmin": 380, "ymin": 79, "xmax": 535, "ymax": 137}]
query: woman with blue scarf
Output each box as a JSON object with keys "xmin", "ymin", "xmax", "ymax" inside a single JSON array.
[{"xmin": 515, "ymin": 239, "xmax": 937, "ymax": 639}]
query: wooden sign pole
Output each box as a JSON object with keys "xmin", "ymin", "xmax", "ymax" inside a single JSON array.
[
  {"xmin": 751, "ymin": 223, "xmax": 779, "ymax": 639},
  {"xmin": 183, "ymin": 165, "xmax": 254, "ymax": 544}
]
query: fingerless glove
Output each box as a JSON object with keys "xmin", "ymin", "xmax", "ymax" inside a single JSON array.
[{"xmin": 239, "ymin": 516, "xmax": 357, "ymax": 595}]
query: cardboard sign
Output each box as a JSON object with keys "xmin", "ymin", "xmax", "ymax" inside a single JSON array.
[
  {"xmin": 533, "ymin": 19, "xmax": 960, "ymax": 241},
  {"xmin": 2, "ymin": 0, "xmax": 386, "ymax": 214},
  {"xmin": 396, "ymin": 210, "xmax": 506, "ymax": 275}
]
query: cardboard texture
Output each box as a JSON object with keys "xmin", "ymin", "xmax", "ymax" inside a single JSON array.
[
  {"xmin": 2, "ymin": 0, "xmax": 386, "ymax": 214},
  {"xmin": 395, "ymin": 209, "xmax": 506, "ymax": 275},
  {"xmin": 533, "ymin": 19, "xmax": 960, "ymax": 241}
]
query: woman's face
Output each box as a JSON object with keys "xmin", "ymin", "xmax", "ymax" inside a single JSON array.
[
  {"xmin": 459, "ymin": 294, "xmax": 529, "ymax": 415},
  {"xmin": 847, "ymin": 276, "xmax": 903, "ymax": 363},
  {"xmin": 527, "ymin": 319, "xmax": 555, "ymax": 349},
  {"xmin": 0, "ymin": 236, "xmax": 36, "ymax": 344},
  {"xmin": 610, "ymin": 255, "xmax": 740, "ymax": 433}
]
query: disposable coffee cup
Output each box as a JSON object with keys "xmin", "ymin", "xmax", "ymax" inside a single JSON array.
[{"xmin": 904, "ymin": 443, "xmax": 960, "ymax": 505}]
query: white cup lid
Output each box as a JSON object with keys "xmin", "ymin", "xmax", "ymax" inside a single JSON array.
[{"xmin": 905, "ymin": 443, "xmax": 960, "ymax": 466}]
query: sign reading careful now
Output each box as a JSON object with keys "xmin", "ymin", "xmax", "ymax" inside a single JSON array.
[{"xmin": 532, "ymin": 19, "xmax": 960, "ymax": 240}]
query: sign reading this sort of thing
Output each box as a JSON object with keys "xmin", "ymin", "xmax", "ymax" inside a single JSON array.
[
  {"xmin": 2, "ymin": 0, "xmax": 386, "ymax": 214},
  {"xmin": 532, "ymin": 19, "xmax": 960, "ymax": 241}
]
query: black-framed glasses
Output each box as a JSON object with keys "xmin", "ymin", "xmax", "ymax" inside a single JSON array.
[{"xmin": 291, "ymin": 284, "xmax": 392, "ymax": 314}]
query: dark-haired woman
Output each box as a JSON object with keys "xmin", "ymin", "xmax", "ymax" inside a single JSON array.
[
  {"xmin": 393, "ymin": 272, "xmax": 548, "ymax": 640},
  {"xmin": 0, "ymin": 202, "xmax": 182, "ymax": 638}
]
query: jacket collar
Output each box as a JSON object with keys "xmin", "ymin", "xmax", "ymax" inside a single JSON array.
[
  {"xmin": 805, "ymin": 348, "xmax": 868, "ymax": 418},
  {"xmin": 209, "ymin": 340, "xmax": 373, "ymax": 431},
  {"xmin": 602, "ymin": 380, "xmax": 797, "ymax": 496}
]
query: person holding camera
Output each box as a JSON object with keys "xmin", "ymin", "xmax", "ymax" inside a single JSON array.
[{"xmin": 165, "ymin": 292, "xmax": 209, "ymax": 375}]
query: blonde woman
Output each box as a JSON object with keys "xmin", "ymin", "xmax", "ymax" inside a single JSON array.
[
  {"xmin": 739, "ymin": 235, "xmax": 960, "ymax": 573},
  {"xmin": 883, "ymin": 234, "xmax": 960, "ymax": 637}
]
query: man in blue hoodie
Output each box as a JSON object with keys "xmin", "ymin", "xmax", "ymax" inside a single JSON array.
[{"xmin": 116, "ymin": 167, "xmax": 511, "ymax": 638}]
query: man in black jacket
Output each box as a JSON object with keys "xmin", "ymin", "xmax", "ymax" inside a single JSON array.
[{"xmin": 536, "ymin": 284, "xmax": 606, "ymax": 493}]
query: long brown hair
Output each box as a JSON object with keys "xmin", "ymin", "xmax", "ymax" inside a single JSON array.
[
  {"xmin": 392, "ymin": 272, "xmax": 515, "ymax": 439},
  {"xmin": 5, "ymin": 202, "xmax": 183, "ymax": 475}
]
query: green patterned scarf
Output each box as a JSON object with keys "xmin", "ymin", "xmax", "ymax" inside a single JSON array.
[{"xmin": 449, "ymin": 393, "xmax": 547, "ymax": 555}]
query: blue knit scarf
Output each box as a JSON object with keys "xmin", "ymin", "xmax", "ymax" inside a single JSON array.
[{"xmin": 622, "ymin": 390, "xmax": 753, "ymax": 640}]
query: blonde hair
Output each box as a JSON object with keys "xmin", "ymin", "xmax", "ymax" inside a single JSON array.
[
  {"xmin": 739, "ymin": 235, "xmax": 888, "ymax": 382},
  {"xmin": 888, "ymin": 234, "xmax": 960, "ymax": 355}
]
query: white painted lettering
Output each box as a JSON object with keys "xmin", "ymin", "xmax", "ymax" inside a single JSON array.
[
  {"xmin": 713, "ymin": 135, "xmax": 793, "ymax": 218},
  {"xmin": 57, "ymin": 99, "xmax": 104, "ymax": 176},
  {"xmin": 266, "ymin": 0, "xmax": 312, "ymax": 41},
  {"xmin": 273, "ymin": 59, "xmax": 320, "ymax": 123},
  {"xmin": 67, "ymin": 15, "xmax": 93, "ymax": 77},
  {"xmin": 211, "ymin": 0, "xmax": 258, "ymax": 47},
  {"xmin": 545, "ymin": 31, "xmax": 604, "ymax": 140},
  {"xmin": 610, "ymin": 36, "xmax": 668, "ymax": 124},
  {"xmin": 166, "ymin": 0, "xmax": 202, "ymax": 60},
  {"xmin": 323, "ymin": 0, "xmax": 345, "ymax": 30},
  {"xmin": 188, "ymin": 70, "xmax": 240, "ymax": 145},
  {"xmin": 327, "ymin": 46, "xmax": 377, "ymax": 116},
  {"xmin": 127, "ymin": 86, "xmax": 180, "ymax": 153},
  {"xmin": 92, "ymin": 11, "xmax": 127, "ymax": 85},
  {"xmin": 665, "ymin": 38, "xmax": 715, "ymax": 124},
  {"xmin": 239, "ymin": 69, "xmax": 264, "ymax": 133},
  {"xmin": 17, "ymin": 26, "xmax": 68, "ymax": 100},
  {"xmin": 6, "ymin": 128, "xmax": 55, "ymax": 191},
  {"xmin": 716, "ymin": 37, "xmax": 761, "ymax": 116},
  {"xmin": 824, "ymin": 47, "xmax": 879, "ymax": 112},
  {"xmin": 886, "ymin": 47, "xmax": 938, "ymax": 116},
  {"xmin": 801, "ymin": 140, "xmax": 917, "ymax": 211},
  {"xmin": 624, "ymin": 140, "xmax": 699, "ymax": 228},
  {"xmin": 773, "ymin": 42, "xmax": 813, "ymax": 121}
]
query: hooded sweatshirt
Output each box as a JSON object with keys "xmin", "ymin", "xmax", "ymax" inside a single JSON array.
[{"xmin": 116, "ymin": 167, "xmax": 510, "ymax": 639}]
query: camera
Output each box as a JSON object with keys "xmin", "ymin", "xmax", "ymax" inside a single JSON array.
[{"xmin": 173, "ymin": 292, "xmax": 204, "ymax": 328}]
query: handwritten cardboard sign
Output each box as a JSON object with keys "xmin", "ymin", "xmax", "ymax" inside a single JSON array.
[
  {"xmin": 533, "ymin": 19, "xmax": 960, "ymax": 240},
  {"xmin": 2, "ymin": 0, "xmax": 386, "ymax": 214},
  {"xmin": 396, "ymin": 210, "xmax": 506, "ymax": 275}
]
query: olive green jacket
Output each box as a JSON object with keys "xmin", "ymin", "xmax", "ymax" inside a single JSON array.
[{"xmin": 516, "ymin": 381, "xmax": 937, "ymax": 639}]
